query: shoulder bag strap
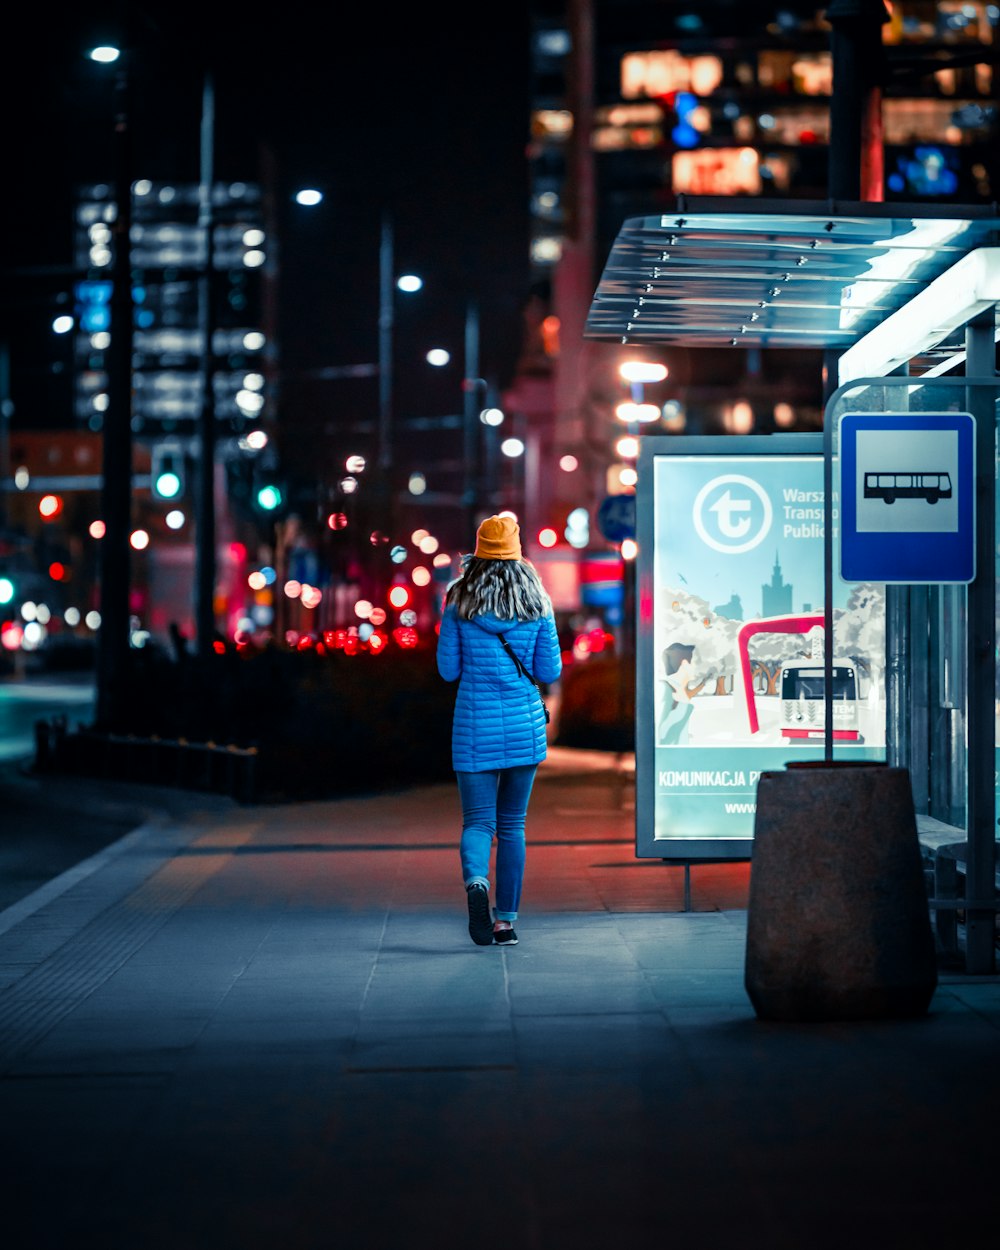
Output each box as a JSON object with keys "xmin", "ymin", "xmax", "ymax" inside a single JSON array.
[
  {"xmin": 497, "ymin": 632, "xmax": 534, "ymax": 682},
  {"xmin": 497, "ymin": 631, "xmax": 550, "ymax": 722}
]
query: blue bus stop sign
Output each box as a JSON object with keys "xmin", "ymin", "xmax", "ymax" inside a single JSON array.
[{"xmin": 838, "ymin": 412, "xmax": 975, "ymax": 584}]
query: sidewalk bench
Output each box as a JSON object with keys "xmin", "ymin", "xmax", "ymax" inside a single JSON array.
[{"xmin": 916, "ymin": 815, "xmax": 1000, "ymax": 955}]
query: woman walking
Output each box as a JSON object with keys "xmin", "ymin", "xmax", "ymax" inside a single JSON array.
[{"xmin": 436, "ymin": 514, "xmax": 562, "ymax": 946}]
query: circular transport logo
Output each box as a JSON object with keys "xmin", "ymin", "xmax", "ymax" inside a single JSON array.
[{"xmin": 692, "ymin": 474, "xmax": 773, "ymax": 554}]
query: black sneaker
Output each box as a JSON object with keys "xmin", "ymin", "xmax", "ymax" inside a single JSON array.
[
  {"xmin": 493, "ymin": 926, "xmax": 518, "ymax": 946},
  {"xmin": 466, "ymin": 884, "xmax": 494, "ymax": 946}
]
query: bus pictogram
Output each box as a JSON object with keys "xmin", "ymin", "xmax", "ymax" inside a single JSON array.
[{"xmin": 863, "ymin": 471, "xmax": 952, "ymax": 505}]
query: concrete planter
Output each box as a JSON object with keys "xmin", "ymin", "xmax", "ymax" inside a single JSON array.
[{"xmin": 745, "ymin": 761, "xmax": 937, "ymax": 1022}]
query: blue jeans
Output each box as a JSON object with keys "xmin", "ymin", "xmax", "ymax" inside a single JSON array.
[{"xmin": 457, "ymin": 765, "xmax": 538, "ymax": 921}]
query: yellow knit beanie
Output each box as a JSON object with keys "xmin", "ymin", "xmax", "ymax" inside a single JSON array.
[{"xmin": 474, "ymin": 514, "xmax": 522, "ymax": 561}]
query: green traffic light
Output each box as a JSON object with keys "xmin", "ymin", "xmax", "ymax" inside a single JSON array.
[
  {"xmin": 0, "ymin": 576, "xmax": 14, "ymax": 605},
  {"xmin": 256, "ymin": 484, "xmax": 283, "ymax": 511},
  {"xmin": 155, "ymin": 471, "xmax": 182, "ymax": 499}
]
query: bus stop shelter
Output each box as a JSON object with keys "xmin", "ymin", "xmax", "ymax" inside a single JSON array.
[{"xmin": 585, "ymin": 195, "xmax": 1000, "ymax": 974}]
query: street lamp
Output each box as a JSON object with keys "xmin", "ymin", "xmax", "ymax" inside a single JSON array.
[{"xmin": 88, "ymin": 36, "xmax": 134, "ymax": 732}]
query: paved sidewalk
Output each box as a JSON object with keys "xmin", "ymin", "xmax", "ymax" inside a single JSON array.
[{"xmin": 1, "ymin": 747, "xmax": 998, "ymax": 1250}]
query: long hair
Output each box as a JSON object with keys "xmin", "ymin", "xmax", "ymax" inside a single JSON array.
[{"xmin": 445, "ymin": 556, "xmax": 553, "ymax": 622}]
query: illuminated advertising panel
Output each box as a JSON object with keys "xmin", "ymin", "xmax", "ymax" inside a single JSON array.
[{"xmin": 636, "ymin": 436, "xmax": 886, "ymax": 860}]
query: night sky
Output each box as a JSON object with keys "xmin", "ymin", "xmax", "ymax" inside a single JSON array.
[{"xmin": 1, "ymin": 4, "xmax": 538, "ymax": 448}]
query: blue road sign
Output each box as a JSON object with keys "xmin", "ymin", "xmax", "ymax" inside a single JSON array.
[
  {"xmin": 597, "ymin": 493, "xmax": 636, "ymax": 542},
  {"xmin": 838, "ymin": 412, "xmax": 975, "ymax": 584}
]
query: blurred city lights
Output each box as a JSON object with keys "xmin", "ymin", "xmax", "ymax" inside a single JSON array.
[
  {"xmin": 327, "ymin": 512, "xmax": 348, "ymax": 530},
  {"xmin": 301, "ymin": 586, "xmax": 323, "ymax": 609},
  {"xmin": 390, "ymin": 545, "xmax": 408, "ymax": 564},
  {"xmin": 38, "ymin": 494, "xmax": 63, "ymax": 519},
  {"xmin": 243, "ymin": 332, "xmax": 265, "ymax": 351},
  {"xmin": 399, "ymin": 608, "xmax": 418, "ymax": 627},
  {"xmin": 345, "ymin": 454, "xmax": 366, "ymax": 473},
  {"xmin": 130, "ymin": 529, "xmax": 150, "ymax": 550},
  {"xmin": 243, "ymin": 229, "xmax": 265, "ymax": 247},
  {"xmin": 479, "ymin": 407, "xmax": 504, "ymax": 426},
  {"xmin": 538, "ymin": 527, "xmax": 558, "ymax": 548},
  {"xmin": 408, "ymin": 473, "xmax": 426, "ymax": 495},
  {"xmin": 339, "ymin": 476, "xmax": 359, "ymax": 494},
  {"xmin": 369, "ymin": 607, "xmax": 387, "ymax": 626},
  {"xmin": 260, "ymin": 566, "xmax": 277, "ymax": 585},
  {"xmin": 354, "ymin": 599, "xmax": 373, "ymax": 619},
  {"xmin": 48, "ymin": 562, "xmax": 65, "ymax": 581},
  {"xmin": 388, "ymin": 585, "xmax": 411, "ymax": 609},
  {"xmin": 411, "ymin": 529, "xmax": 429, "ymax": 545},
  {"xmin": 52, "ymin": 315, "xmax": 74, "ymax": 335},
  {"xmin": 433, "ymin": 553, "xmax": 452, "ymax": 568},
  {"xmin": 397, "ymin": 274, "xmax": 423, "ymax": 293},
  {"xmin": 662, "ymin": 400, "xmax": 687, "ymax": 432},
  {"xmin": 64, "ymin": 607, "xmax": 81, "ymax": 627},
  {"xmin": 165, "ymin": 510, "xmax": 185, "ymax": 529},
  {"xmin": 14, "ymin": 467, "xmax": 29, "ymax": 490},
  {"xmin": 426, "ymin": 349, "xmax": 450, "ymax": 367},
  {"xmin": 88, "ymin": 46, "xmax": 120, "ymax": 63},
  {"xmin": 616, "ymin": 436, "xmax": 640, "ymax": 459},
  {"xmin": 236, "ymin": 389, "xmax": 265, "ymax": 415},
  {"xmin": 565, "ymin": 507, "xmax": 590, "ymax": 549},
  {"xmin": 621, "ymin": 538, "xmax": 639, "ymax": 560},
  {"xmin": 85, "ymin": 611, "xmax": 101, "ymax": 630},
  {"xmin": 294, "ymin": 188, "xmax": 323, "ymax": 206},
  {"xmin": 619, "ymin": 360, "xmax": 668, "ymax": 383},
  {"xmin": 559, "ymin": 454, "xmax": 578, "ymax": 472},
  {"xmin": 21, "ymin": 602, "xmax": 36, "ymax": 622},
  {"xmin": 284, "ymin": 580, "xmax": 302, "ymax": 599},
  {"xmin": 248, "ymin": 571, "xmax": 267, "ymax": 591},
  {"xmin": 412, "ymin": 566, "xmax": 431, "ymax": 586},
  {"xmin": 1, "ymin": 623, "xmax": 24, "ymax": 650},
  {"xmin": 501, "ymin": 437, "xmax": 525, "ymax": 457},
  {"xmin": 773, "ymin": 401, "xmax": 795, "ymax": 428},
  {"xmin": 89, "ymin": 519, "xmax": 106, "ymax": 539},
  {"xmin": 726, "ymin": 400, "xmax": 755, "ymax": 434},
  {"xmin": 0, "ymin": 577, "xmax": 14, "ymax": 605},
  {"xmin": 619, "ymin": 466, "xmax": 639, "ymax": 488},
  {"xmin": 242, "ymin": 250, "xmax": 266, "ymax": 268},
  {"xmin": 615, "ymin": 401, "xmax": 660, "ymax": 423},
  {"xmin": 418, "ymin": 535, "xmax": 439, "ymax": 554}
]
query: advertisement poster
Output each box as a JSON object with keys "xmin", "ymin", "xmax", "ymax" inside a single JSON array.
[{"xmin": 637, "ymin": 438, "xmax": 886, "ymax": 859}]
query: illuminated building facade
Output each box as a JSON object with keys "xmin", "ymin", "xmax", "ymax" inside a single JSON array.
[{"xmin": 508, "ymin": 1, "xmax": 999, "ymax": 568}]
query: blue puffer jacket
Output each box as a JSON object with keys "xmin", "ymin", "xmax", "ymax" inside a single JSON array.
[{"xmin": 437, "ymin": 608, "xmax": 563, "ymax": 773}]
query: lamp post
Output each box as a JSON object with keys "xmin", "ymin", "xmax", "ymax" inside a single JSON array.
[
  {"xmin": 194, "ymin": 71, "xmax": 217, "ymax": 661},
  {"xmin": 91, "ymin": 39, "xmax": 134, "ymax": 732}
]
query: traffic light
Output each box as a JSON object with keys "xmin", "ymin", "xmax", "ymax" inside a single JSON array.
[
  {"xmin": 255, "ymin": 482, "xmax": 283, "ymax": 512},
  {"xmin": 151, "ymin": 442, "xmax": 186, "ymax": 500}
]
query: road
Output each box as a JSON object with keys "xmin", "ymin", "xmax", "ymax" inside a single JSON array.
[
  {"xmin": 0, "ymin": 674, "xmax": 174, "ymax": 915},
  {"xmin": 0, "ymin": 674, "xmax": 96, "ymax": 764}
]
